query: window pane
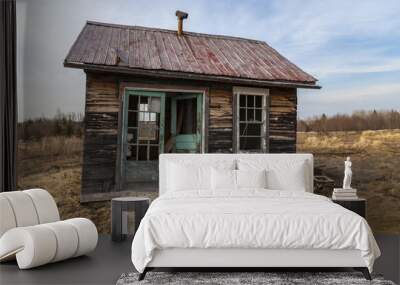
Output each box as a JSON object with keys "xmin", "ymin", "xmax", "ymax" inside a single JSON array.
[
  {"xmin": 148, "ymin": 126, "xmax": 160, "ymax": 144},
  {"xmin": 240, "ymin": 137, "xmax": 261, "ymax": 151},
  {"xmin": 139, "ymin": 104, "xmax": 148, "ymax": 112},
  {"xmin": 247, "ymin": 95, "xmax": 254, "ymax": 107},
  {"xmin": 248, "ymin": 123, "xmax": 261, "ymax": 136},
  {"xmin": 138, "ymin": 121, "xmax": 158, "ymax": 140},
  {"xmin": 138, "ymin": 145, "xmax": 147, "ymax": 161},
  {"xmin": 127, "ymin": 128, "xmax": 137, "ymax": 143},
  {"xmin": 239, "ymin": 95, "xmax": 246, "ymax": 107},
  {"xmin": 128, "ymin": 112, "xmax": 138, "ymax": 127},
  {"xmin": 247, "ymin": 109, "xmax": 254, "ymax": 121},
  {"xmin": 127, "ymin": 145, "xmax": 137, "ymax": 160},
  {"xmin": 140, "ymin": 96, "xmax": 148, "ymax": 104},
  {"xmin": 240, "ymin": 123, "xmax": 247, "ymax": 136},
  {"xmin": 139, "ymin": 111, "xmax": 146, "ymax": 121},
  {"xmin": 149, "ymin": 97, "xmax": 161, "ymax": 113},
  {"xmin": 129, "ymin": 96, "xmax": 138, "ymax": 110},
  {"xmin": 255, "ymin": 96, "xmax": 262, "ymax": 107},
  {"xmin": 149, "ymin": 146, "xmax": 159, "ymax": 160},
  {"xmin": 240, "ymin": 108, "xmax": 246, "ymax": 121},
  {"xmin": 255, "ymin": 109, "xmax": 262, "ymax": 121},
  {"xmin": 139, "ymin": 128, "xmax": 159, "ymax": 144},
  {"xmin": 240, "ymin": 123, "xmax": 261, "ymax": 136}
]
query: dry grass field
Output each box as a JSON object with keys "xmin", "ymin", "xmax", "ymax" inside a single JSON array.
[
  {"xmin": 17, "ymin": 137, "xmax": 109, "ymax": 233},
  {"xmin": 17, "ymin": 130, "xmax": 400, "ymax": 234},
  {"xmin": 298, "ymin": 129, "xmax": 400, "ymax": 233}
]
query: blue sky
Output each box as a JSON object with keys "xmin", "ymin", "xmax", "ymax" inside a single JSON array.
[{"xmin": 17, "ymin": 0, "xmax": 400, "ymax": 120}]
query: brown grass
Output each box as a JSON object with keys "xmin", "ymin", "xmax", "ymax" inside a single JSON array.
[
  {"xmin": 18, "ymin": 136, "xmax": 82, "ymax": 158},
  {"xmin": 298, "ymin": 130, "xmax": 400, "ymax": 154}
]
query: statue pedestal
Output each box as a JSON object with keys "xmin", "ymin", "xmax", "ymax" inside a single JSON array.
[{"xmin": 333, "ymin": 188, "xmax": 357, "ymax": 192}]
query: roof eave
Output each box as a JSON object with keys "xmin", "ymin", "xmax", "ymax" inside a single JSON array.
[{"xmin": 64, "ymin": 61, "xmax": 321, "ymax": 89}]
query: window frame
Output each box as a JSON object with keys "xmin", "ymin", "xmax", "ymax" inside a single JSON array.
[
  {"xmin": 233, "ymin": 87, "xmax": 269, "ymax": 153},
  {"xmin": 123, "ymin": 91, "xmax": 166, "ymax": 162}
]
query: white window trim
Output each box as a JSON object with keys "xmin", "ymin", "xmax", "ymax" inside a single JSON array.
[{"xmin": 233, "ymin": 87, "xmax": 269, "ymax": 153}]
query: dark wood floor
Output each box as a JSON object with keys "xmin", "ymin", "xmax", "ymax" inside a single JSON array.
[{"xmin": 0, "ymin": 234, "xmax": 399, "ymax": 285}]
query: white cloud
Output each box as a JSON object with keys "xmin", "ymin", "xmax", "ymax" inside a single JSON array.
[
  {"xmin": 318, "ymin": 83, "xmax": 400, "ymax": 103},
  {"xmin": 250, "ymin": 0, "xmax": 400, "ymax": 80},
  {"xmin": 262, "ymin": 0, "xmax": 400, "ymax": 50},
  {"xmin": 307, "ymin": 54, "xmax": 400, "ymax": 77}
]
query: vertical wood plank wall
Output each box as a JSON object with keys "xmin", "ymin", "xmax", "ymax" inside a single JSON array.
[
  {"xmin": 81, "ymin": 72, "xmax": 298, "ymax": 195},
  {"xmin": 208, "ymin": 85, "xmax": 233, "ymax": 153},
  {"xmin": 82, "ymin": 73, "xmax": 119, "ymax": 194},
  {"xmin": 269, "ymin": 87, "xmax": 297, "ymax": 153}
]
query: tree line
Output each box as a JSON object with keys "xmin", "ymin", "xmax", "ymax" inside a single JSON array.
[
  {"xmin": 17, "ymin": 109, "xmax": 400, "ymax": 139},
  {"xmin": 298, "ymin": 110, "xmax": 400, "ymax": 132},
  {"xmin": 18, "ymin": 111, "xmax": 84, "ymax": 140}
]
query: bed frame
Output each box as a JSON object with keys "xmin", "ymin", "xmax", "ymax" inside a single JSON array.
[
  {"xmin": 138, "ymin": 154, "xmax": 372, "ymax": 281},
  {"xmin": 139, "ymin": 248, "xmax": 371, "ymax": 280}
]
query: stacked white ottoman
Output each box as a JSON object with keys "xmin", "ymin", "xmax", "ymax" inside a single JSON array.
[{"xmin": 0, "ymin": 189, "xmax": 98, "ymax": 269}]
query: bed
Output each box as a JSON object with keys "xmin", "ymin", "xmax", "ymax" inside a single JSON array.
[{"xmin": 131, "ymin": 154, "xmax": 380, "ymax": 280}]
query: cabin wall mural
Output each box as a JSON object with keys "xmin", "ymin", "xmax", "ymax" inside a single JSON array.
[{"xmin": 16, "ymin": 11, "xmax": 400, "ymax": 236}]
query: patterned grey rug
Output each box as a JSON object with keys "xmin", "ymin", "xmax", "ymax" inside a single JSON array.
[{"xmin": 116, "ymin": 272, "xmax": 396, "ymax": 285}]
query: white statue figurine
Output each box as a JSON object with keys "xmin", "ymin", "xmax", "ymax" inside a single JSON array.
[{"xmin": 342, "ymin": 156, "xmax": 352, "ymax": 189}]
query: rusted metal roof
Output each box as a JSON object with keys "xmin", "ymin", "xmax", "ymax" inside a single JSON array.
[{"xmin": 65, "ymin": 21, "xmax": 318, "ymax": 88}]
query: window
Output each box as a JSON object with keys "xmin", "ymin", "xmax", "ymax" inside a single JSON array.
[
  {"xmin": 126, "ymin": 95, "xmax": 161, "ymax": 161},
  {"xmin": 233, "ymin": 87, "xmax": 269, "ymax": 153}
]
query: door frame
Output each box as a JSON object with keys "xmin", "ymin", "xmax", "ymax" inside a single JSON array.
[
  {"xmin": 121, "ymin": 90, "xmax": 166, "ymax": 189},
  {"xmin": 171, "ymin": 93, "xmax": 203, "ymax": 152},
  {"xmin": 116, "ymin": 83, "xmax": 208, "ymax": 192}
]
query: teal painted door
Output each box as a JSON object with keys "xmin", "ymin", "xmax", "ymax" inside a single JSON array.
[
  {"xmin": 171, "ymin": 94, "xmax": 202, "ymax": 153},
  {"xmin": 122, "ymin": 90, "xmax": 165, "ymax": 188}
]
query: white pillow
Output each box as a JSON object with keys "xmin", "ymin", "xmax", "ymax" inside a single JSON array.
[
  {"xmin": 211, "ymin": 168, "xmax": 237, "ymax": 190},
  {"xmin": 167, "ymin": 162, "xmax": 211, "ymax": 191},
  {"xmin": 237, "ymin": 159, "xmax": 308, "ymax": 191},
  {"xmin": 236, "ymin": 169, "xmax": 267, "ymax": 189},
  {"xmin": 266, "ymin": 161, "xmax": 307, "ymax": 191}
]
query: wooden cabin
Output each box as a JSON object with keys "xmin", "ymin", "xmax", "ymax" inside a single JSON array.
[{"xmin": 64, "ymin": 15, "xmax": 320, "ymax": 202}]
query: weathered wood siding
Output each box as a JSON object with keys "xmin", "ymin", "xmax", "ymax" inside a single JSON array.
[
  {"xmin": 208, "ymin": 86, "xmax": 233, "ymax": 153},
  {"xmin": 82, "ymin": 73, "xmax": 119, "ymax": 194},
  {"xmin": 269, "ymin": 87, "xmax": 297, "ymax": 153}
]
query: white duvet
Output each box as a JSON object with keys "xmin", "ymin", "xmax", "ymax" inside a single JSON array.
[{"xmin": 131, "ymin": 190, "xmax": 380, "ymax": 273}]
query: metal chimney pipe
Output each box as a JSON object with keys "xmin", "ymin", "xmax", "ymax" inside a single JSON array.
[{"xmin": 175, "ymin": 10, "xmax": 188, "ymax": 36}]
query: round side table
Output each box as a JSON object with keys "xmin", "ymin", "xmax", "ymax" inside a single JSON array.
[{"xmin": 111, "ymin": 197, "xmax": 150, "ymax": 242}]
